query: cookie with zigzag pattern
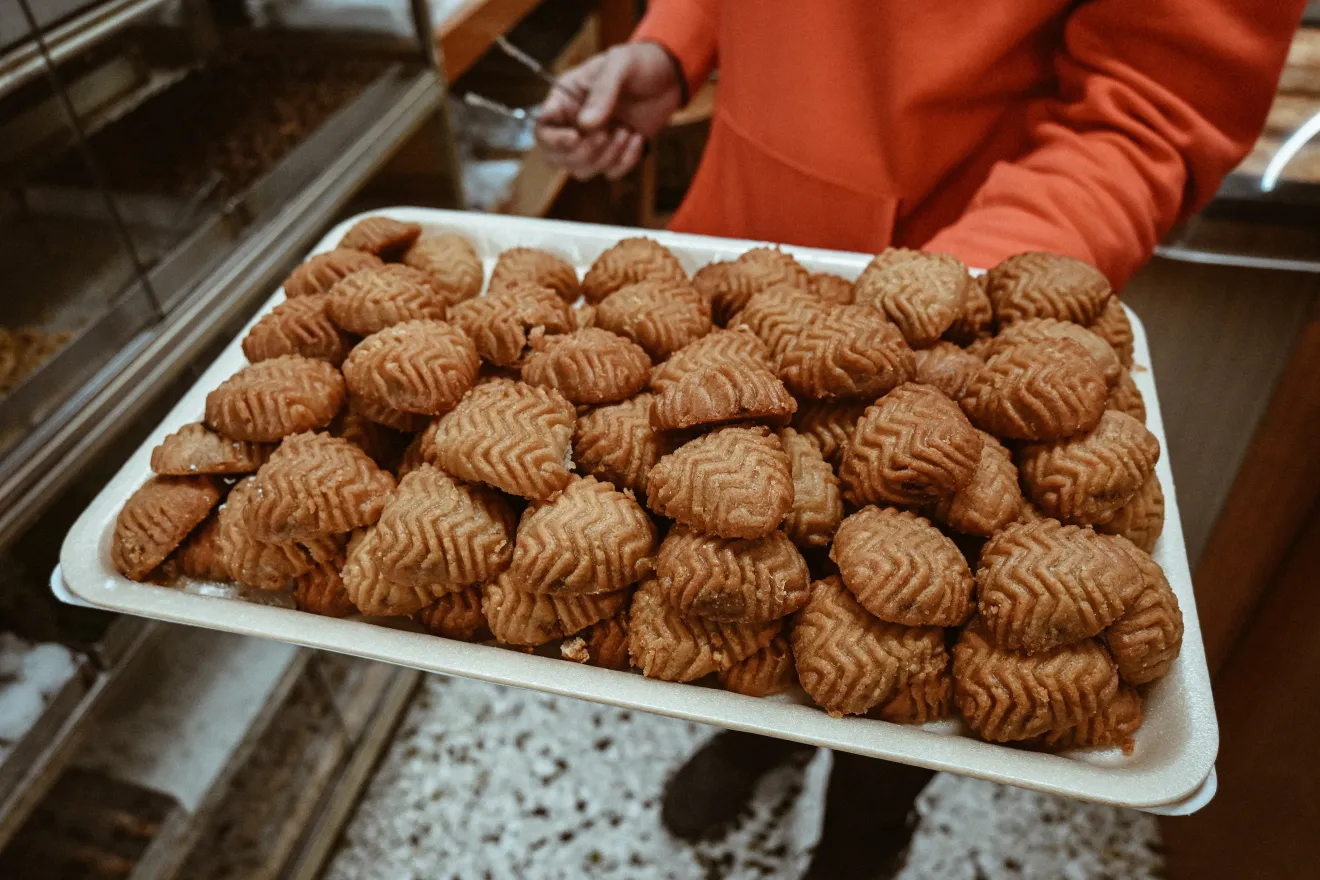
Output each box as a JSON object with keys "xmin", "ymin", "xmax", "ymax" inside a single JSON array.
[
  {"xmin": 205, "ymin": 355, "xmax": 345, "ymax": 442},
  {"xmin": 283, "ymin": 249, "xmax": 382, "ymax": 298},
  {"xmin": 573, "ymin": 394, "xmax": 670, "ymax": 497},
  {"xmin": 151, "ymin": 423, "xmax": 271, "ymax": 476},
  {"xmin": 326, "ymin": 265, "xmax": 448, "ymax": 335},
  {"xmin": 986, "ymin": 251, "xmax": 1112, "ymax": 327},
  {"xmin": 962, "ymin": 338, "xmax": 1108, "ymax": 440},
  {"xmin": 1104, "ymin": 541, "xmax": 1182, "ymax": 685},
  {"xmin": 649, "ymin": 326, "xmax": 773, "ymax": 394},
  {"xmin": 402, "ymin": 233, "xmax": 483, "ymax": 306},
  {"xmin": 596, "ymin": 281, "xmax": 712, "ymax": 360},
  {"xmin": 778, "ymin": 427, "xmax": 842, "ymax": 549},
  {"xmin": 482, "ymin": 572, "xmax": 632, "ymax": 646},
  {"xmin": 342, "ymin": 320, "xmax": 479, "ymax": 416},
  {"xmin": 627, "ymin": 578, "xmax": 780, "ymax": 682},
  {"xmin": 113, "ymin": 476, "xmax": 220, "ymax": 581},
  {"xmin": 582, "ymin": 237, "xmax": 687, "ymax": 303},
  {"xmin": 911, "ymin": 342, "xmax": 983, "ymax": 402},
  {"xmin": 778, "ymin": 304, "xmax": 915, "ymax": 400},
  {"xmin": 337, "ymin": 215, "xmax": 421, "ymax": 259},
  {"xmin": 707, "ymin": 248, "xmax": 811, "ymax": 325},
  {"xmin": 520, "ymin": 327, "xmax": 651, "ymax": 405},
  {"xmin": 988, "ymin": 317, "xmax": 1121, "ymax": 386},
  {"xmin": 243, "ymin": 296, "xmax": 353, "ymax": 365},
  {"xmin": 415, "ymin": 585, "xmax": 489, "ymax": 641},
  {"xmin": 650, "ymin": 362, "xmax": 796, "ymax": 431},
  {"xmin": 719, "ymin": 637, "xmax": 797, "ymax": 697},
  {"xmin": 1090, "ymin": 297, "xmax": 1134, "ymax": 367},
  {"xmin": 929, "ymin": 432, "xmax": 1023, "ymax": 536},
  {"xmin": 1095, "ymin": 472, "xmax": 1164, "ymax": 553},
  {"xmin": 790, "ymin": 399, "xmax": 866, "ymax": 467},
  {"xmin": 490, "ymin": 247, "xmax": 580, "ymax": 302},
  {"xmin": 655, "ymin": 525, "xmax": 809, "ymax": 622},
  {"xmin": 448, "ymin": 284, "xmax": 576, "ymax": 367},
  {"xmin": 853, "ymin": 249, "xmax": 972, "ymax": 347}
]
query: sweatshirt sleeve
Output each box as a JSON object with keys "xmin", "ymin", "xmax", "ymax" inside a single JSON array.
[
  {"xmin": 631, "ymin": 0, "xmax": 720, "ymax": 98},
  {"xmin": 923, "ymin": 0, "xmax": 1305, "ymax": 287}
]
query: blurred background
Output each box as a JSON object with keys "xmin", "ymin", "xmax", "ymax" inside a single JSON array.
[{"xmin": 0, "ymin": 1, "xmax": 1317, "ymax": 877}]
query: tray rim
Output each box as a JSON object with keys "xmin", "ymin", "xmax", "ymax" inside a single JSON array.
[{"xmin": 57, "ymin": 207, "xmax": 1220, "ymax": 810}]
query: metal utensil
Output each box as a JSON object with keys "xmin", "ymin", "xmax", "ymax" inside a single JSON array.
[{"xmin": 494, "ymin": 35, "xmax": 588, "ymax": 105}]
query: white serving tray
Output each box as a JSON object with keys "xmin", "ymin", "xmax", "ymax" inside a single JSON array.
[{"xmin": 57, "ymin": 208, "xmax": 1218, "ymax": 812}]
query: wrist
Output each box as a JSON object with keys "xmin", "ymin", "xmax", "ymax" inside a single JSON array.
[{"xmin": 637, "ymin": 39, "xmax": 689, "ymax": 106}]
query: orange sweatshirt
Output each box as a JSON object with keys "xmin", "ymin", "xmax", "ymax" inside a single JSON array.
[{"xmin": 635, "ymin": 1, "xmax": 1304, "ymax": 287}]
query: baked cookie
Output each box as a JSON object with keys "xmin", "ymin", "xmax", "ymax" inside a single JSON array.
[
  {"xmin": 1090, "ymin": 297, "xmax": 1134, "ymax": 367},
  {"xmin": 509, "ymin": 475, "xmax": 657, "ymax": 594},
  {"xmin": 791, "ymin": 577, "xmax": 947, "ymax": 717},
  {"xmin": 331, "ymin": 400, "xmax": 413, "ymax": 468},
  {"xmin": 647, "ymin": 426, "xmax": 794, "ymax": 539},
  {"xmin": 573, "ymin": 394, "xmax": 669, "ymax": 497},
  {"xmin": 707, "ymin": 247, "xmax": 811, "ymax": 324},
  {"xmin": 205, "ymin": 355, "xmax": 345, "ymax": 442},
  {"xmin": 337, "ymin": 215, "xmax": 422, "ymax": 259},
  {"xmin": 520, "ymin": 327, "xmax": 651, "ymax": 405},
  {"xmin": 875, "ymin": 662, "xmax": 952, "ymax": 725},
  {"xmin": 573, "ymin": 303, "xmax": 596, "ymax": 330},
  {"xmin": 415, "ymin": 585, "xmax": 489, "ymax": 641},
  {"xmin": 831, "ymin": 506, "xmax": 974, "ymax": 626},
  {"xmin": 838, "ymin": 383, "xmax": 982, "ymax": 506},
  {"xmin": 490, "ymin": 247, "xmax": 580, "ymax": 302},
  {"xmin": 853, "ymin": 249, "xmax": 972, "ymax": 347},
  {"xmin": 448, "ymin": 283, "xmax": 575, "ymax": 366},
  {"xmin": 655, "ymin": 526, "xmax": 809, "ymax": 622},
  {"xmin": 790, "ymin": 399, "xmax": 866, "ymax": 467},
  {"xmin": 1107, "ymin": 368, "xmax": 1146, "ymax": 422},
  {"xmin": 650, "ymin": 362, "xmax": 797, "ymax": 431},
  {"xmin": 595, "ymin": 281, "xmax": 712, "ymax": 360},
  {"xmin": 402, "ymin": 233, "xmax": 483, "ymax": 306},
  {"xmin": 985, "ymin": 252, "xmax": 1112, "ymax": 327},
  {"xmin": 113, "ymin": 476, "xmax": 220, "ymax": 581},
  {"xmin": 342, "ymin": 320, "xmax": 479, "ymax": 416},
  {"xmin": 372, "ymin": 464, "xmax": 515, "ymax": 589},
  {"xmin": 778, "ymin": 428, "xmax": 843, "ymax": 549},
  {"xmin": 649, "ymin": 326, "xmax": 773, "ymax": 394},
  {"xmin": 976, "ymin": 520, "xmax": 1144, "ymax": 653},
  {"xmin": 151, "ymin": 422, "xmax": 271, "ymax": 476},
  {"xmin": 989, "ymin": 318, "xmax": 1121, "ymax": 386},
  {"xmin": 943, "ymin": 273, "xmax": 994, "ymax": 345},
  {"xmin": 483, "ymin": 572, "xmax": 631, "ymax": 646},
  {"xmin": 778, "ymin": 305, "xmax": 915, "ymax": 400},
  {"xmin": 242, "ymin": 296, "xmax": 352, "ymax": 365},
  {"xmin": 341, "ymin": 527, "xmax": 447, "ymax": 616},
  {"xmin": 731, "ymin": 286, "xmax": 825, "ymax": 362},
  {"xmin": 953, "ymin": 620, "xmax": 1119, "ymax": 742},
  {"xmin": 582, "ymin": 237, "xmax": 687, "ymax": 303},
  {"xmin": 1017, "ymin": 410, "xmax": 1161, "ymax": 524},
  {"xmin": 1038, "ymin": 684, "xmax": 1142, "ymax": 753},
  {"xmin": 283, "ymin": 249, "xmax": 383, "ymax": 298},
  {"xmin": 1095, "ymin": 473, "xmax": 1164, "ymax": 552},
  {"xmin": 808, "ymin": 272, "xmax": 855, "ymax": 305},
  {"xmin": 930, "ymin": 432, "xmax": 1023, "ymax": 536},
  {"xmin": 719, "ymin": 637, "xmax": 797, "ymax": 697},
  {"xmin": 216, "ymin": 477, "xmax": 323, "ymax": 591},
  {"xmin": 293, "ymin": 561, "xmax": 356, "ymax": 618},
  {"xmin": 326, "ymin": 265, "xmax": 448, "ymax": 335},
  {"xmin": 561, "ymin": 612, "xmax": 631, "ymax": 669},
  {"xmin": 1104, "ymin": 545, "xmax": 1182, "ymax": 685},
  {"xmin": 429, "ymin": 379, "xmax": 575, "ymax": 500},
  {"xmin": 961, "ymin": 338, "xmax": 1107, "ymax": 440},
  {"xmin": 175, "ymin": 514, "xmax": 229, "ymax": 581},
  {"xmin": 244, "ymin": 432, "xmax": 396, "ymax": 542},
  {"xmin": 627, "ymin": 579, "xmax": 779, "ymax": 682},
  {"xmin": 912, "ymin": 342, "xmax": 983, "ymax": 401}
]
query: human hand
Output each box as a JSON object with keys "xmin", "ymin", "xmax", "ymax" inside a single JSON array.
[{"xmin": 535, "ymin": 42, "xmax": 682, "ymax": 181}]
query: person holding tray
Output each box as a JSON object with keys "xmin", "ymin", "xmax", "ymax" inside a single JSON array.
[{"xmin": 536, "ymin": 1, "xmax": 1303, "ymax": 875}]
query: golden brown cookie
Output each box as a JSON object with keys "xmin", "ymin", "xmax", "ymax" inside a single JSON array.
[
  {"xmin": 691, "ymin": 261, "xmax": 732, "ymax": 306},
  {"xmin": 719, "ymin": 637, "xmax": 797, "ymax": 697},
  {"xmin": 990, "ymin": 318, "xmax": 1121, "ymax": 386},
  {"xmin": 962, "ymin": 338, "xmax": 1108, "ymax": 440},
  {"xmin": 707, "ymin": 248, "xmax": 811, "ymax": 324},
  {"xmin": 113, "ymin": 476, "xmax": 220, "ymax": 581},
  {"xmin": 930, "ymin": 433, "xmax": 1023, "ymax": 536},
  {"xmin": 562, "ymin": 612, "xmax": 631, "ymax": 669},
  {"xmin": 649, "ymin": 326, "xmax": 773, "ymax": 394},
  {"xmin": 1095, "ymin": 473, "xmax": 1164, "ymax": 553},
  {"xmin": 332, "ymin": 399, "xmax": 413, "ymax": 466},
  {"xmin": 151, "ymin": 423, "xmax": 271, "ymax": 476},
  {"xmin": 326, "ymin": 265, "xmax": 448, "ymax": 336},
  {"xmin": 402, "ymin": 233, "xmax": 483, "ymax": 306},
  {"xmin": 875, "ymin": 662, "xmax": 952, "ymax": 725},
  {"xmin": 448, "ymin": 284, "xmax": 576, "ymax": 367},
  {"xmin": 1017, "ymin": 410, "xmax": 1161, "ymax": 524},
  {"xmin": 1090, "ymin": 298, "xmax": 1134, "ymax": 367},
  {"xmin": 216, "ymin": 477, "xmax": 322, "ymax": 590},
  {"xmin": 627, "ymin": 579, "xmax": 779, "ymax": 682},
  {"xmin": 650, "ymin": 362, "xmax": 797, "ymax": 431},
  {"xmin": 655, "ymin": 526, "xmax": 809, "ymax": 622},
  {"xmin": 943, "ymin": 273, "xmax": 994, "ymax": 345},
  {"xmin": 732, "ymin": 286, "xmax": 826, "ymax": 362},
  {"xmin": 483, "ymin": 572, "xmax": 631, "ymax": 646},
  {"xmin": 510, "ymin": 476, "xmax": 656, "ymax": 594},
  {"xmin": 175, "ymin": 514, "xmax": 229, "ymax": 581},
  {"xmin": 838, "ymin": 383, "xmax": 983, "ymax": 506},
  {"xmin": 985, "ymin": 252, "xmax": 1112, "ymax": 327},
  {"xmin": 912, "ymin": 342, "xmax": 983, "ymax": 402},
  {"xmin": 778, "ymin": 428, "xmax": 843, "ymax": 549},
  {"xmin": 243, "ymin": 296, "xmax": 352, "ymax": 365},
  {"xmin": 337, "ymin": 215, "xmax": 422, "ymax": 259},
  {"xmin": 489, "ymin": 247, "xmax": 581, "ymax": 302},
  {"xmin": 205, "ymin": 356, "xmax": 345, "ymax": 442},
  {"xmin": 1104, "ymin": 545, "xmax": 1182, "ymax": 685},
  {"xmin": 808, "ymin": 272, "xmax": 855, "ymax": 305},
  {"xmin": 520, "ymin": 327, "xmax": 651, "ymax": 405},
  {"xmin": 791, "ymin": 399, "xmax": 866, "ymax": 467},
  {"xmin": 372, "ymin": 464, "xmax": 515, "ymax": 589},
  {"xmin": 778, "ymin": 305, "xmax": 915, "ymax": 400},
  {"xmin": 342, "ymin": 320, "xmax": 479, "ymax": 416},
  {"xmin": 341, "ymin": 527, "xmax": 446, "ymax": 616},
  {"xmin": 953, "ymin": 620, "xmax": 1119, "ymax": 742},
  {"xmin": 1107, "ymin": 368, "xmax": 1146, "ymax": 422},
  {"xmin": 831, "ymin": 506, "xmax": 975, "ymax": 626},
  {"xmin": 293, "ymin": 561, "xmax": 356, "ymax": 618},
  {"xmin": 853, "ymin": 249, "xmax": 973, "ymax": 347},
  {"xmin": 582, "ymin": 237, "xmax": 687, "ymax": 303},
  {"xmin": 573, "ymin": 394, "xmax": 669, "ymax": 497},
  {"xmin": 595, "ymin": 281, "xmax": 713, "ymax": 360},
  {"xmin": 244, "ymin": 432, "xmax": 396, "ymax": 542},
  {"xmin": 647, "ymin": 426, "xmax": 794, "ymax": 539},
  {"xmin": 976, "ymin": 520, "xmax": 1144, "ymax": 653},
  {"xmin": 1038, "ymin": 683, "xmax": 1143, "ymax": 753},
  {"xmin": 429, "ymin": 379, "xmax": 575, "ymax": 500},
  {"xmin": 415, "ymin": 585, "xmax": 489, "ymax": 641},
  {"xmin": 791, "ymin": 576, "xmax": 947, "ymax": 717},
  {"xmin": 283, "ymin": 249, "xmax": 384, "ymax": 298}
]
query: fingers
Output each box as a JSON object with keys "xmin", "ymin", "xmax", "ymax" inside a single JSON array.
[
  {"xmin": 604, "ymin": 133, "xmax": 646, "ymax": 181},
  {"xmin": 577, "ymin": 49, "xmax": 630, "ymax": 129}
]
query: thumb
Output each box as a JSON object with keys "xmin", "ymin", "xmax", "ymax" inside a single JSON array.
[{"xmin": 577, "ymin": 50, "xmax": 628, "ymax": 129}]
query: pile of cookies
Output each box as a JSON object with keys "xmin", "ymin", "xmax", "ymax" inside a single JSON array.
[{"xmin": 111, "ymin": 215, "xmax": 1183, "ymax": 754}]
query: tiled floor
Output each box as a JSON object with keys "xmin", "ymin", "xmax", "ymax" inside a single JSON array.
[{"xmin": 326, "ymin": 675, "xmax": 1163, "ymax": 880}]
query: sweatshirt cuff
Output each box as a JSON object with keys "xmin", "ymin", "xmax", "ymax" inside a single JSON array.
[{"xmin": 632, "ymin": 0, "xmax": 718, "ymax": 100}]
